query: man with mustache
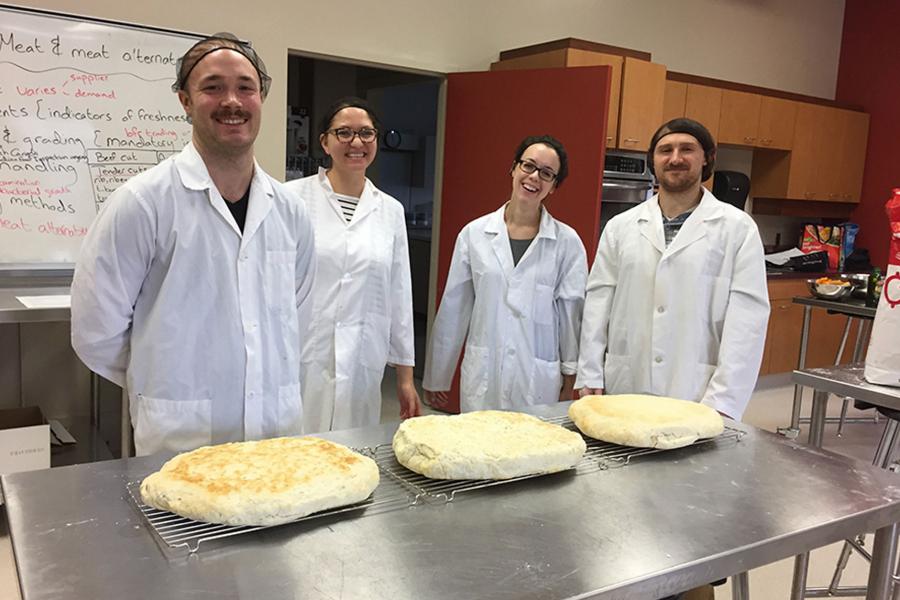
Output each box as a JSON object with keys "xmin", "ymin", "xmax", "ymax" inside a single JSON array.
[
  {"xmin": 71, "ymin": 33, "xmax": 316, "ymax": 456},
  {"xmin": 576, "ymin": 118, "xmax": 769, "ymax": 421}
]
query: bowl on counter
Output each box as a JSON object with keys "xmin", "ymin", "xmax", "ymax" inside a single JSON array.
[
  {"xmin": 841, "ymin": 273, "xmax": 869, "ymax": 299},
  {"xmin": 807, "ymin": 278, "xmax": 853, "ymax": 301}
]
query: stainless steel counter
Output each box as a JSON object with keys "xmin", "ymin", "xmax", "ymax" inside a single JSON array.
[
  {"xmin": 4, "ymin": 402, "xmax": 900, "ymax": 600},
  {"xmin": 793, "ymin": 296, "xmax": 877, "ymax": 319},
  {"xmin": 0, "ymin": 286, "xmax": 70, "ymax": 324}
]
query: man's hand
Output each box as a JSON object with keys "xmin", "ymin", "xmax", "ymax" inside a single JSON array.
[
  {"xmin": 578, "ymin": 387, "xmax": 604, "ymax": 398},
  {"xmin": 559, "ymin": 374, "xmax": 576, "ymax": 401}
]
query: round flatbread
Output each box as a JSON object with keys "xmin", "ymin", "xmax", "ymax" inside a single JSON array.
[
  {"xmin": 392, "ymin": 410, "xmax": 586, "ymax": 480},
  {"xmin": 569, "ymin": 394, "xmax": 724, "ymax": 449},
  {"xmin": 140, "ymin": 436, "xmax": 379, "ymax": 526}
]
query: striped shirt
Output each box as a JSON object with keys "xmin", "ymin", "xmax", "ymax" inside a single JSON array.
[
  {"xmin": 334, "ymin": 192, "xmax": 360, "ymax": 223},
  {"xmin": 662, "ymin": 209, "xmax": 695, "ymax": 247}
]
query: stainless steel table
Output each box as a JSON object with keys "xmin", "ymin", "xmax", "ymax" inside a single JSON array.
[
  {"xmin": 790, "ymin": 364, "xmax": 900, "ymax": 599},
  {"xmin": 781, "ymin": 296, "xmax": 877, "ymax": 438},
  {"xmin": 0, "ymin": 285, "xmax": 70, "ymax": 324},
  {"xmin": 4, "ymin": 402, "xmax": 900, "ymax": 600}
]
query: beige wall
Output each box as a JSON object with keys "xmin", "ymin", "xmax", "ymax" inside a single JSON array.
[{"xmin": 13, "ymin": 0, "xmax": 845, "ymax": 177}]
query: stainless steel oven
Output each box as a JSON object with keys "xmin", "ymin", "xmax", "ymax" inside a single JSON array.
[{"xmin": 600, "ymin": 149, "xmax": 655, "ymax": 232}]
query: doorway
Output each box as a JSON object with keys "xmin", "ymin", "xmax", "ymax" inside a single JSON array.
[{"xmin": 286, "ymin": 55, "xmax": 442, "ymax": 379}]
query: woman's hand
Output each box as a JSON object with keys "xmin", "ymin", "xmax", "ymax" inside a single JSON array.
[
  {"xmin": 424, "ymin": 389, "xmax": 450, "ymax": 408},
  {"xmin": 396, "ymin": 366, "xmax": 421, "ymax": 419},
  {"xmin": 578, "ymin": 387, "xmax": 604, "ymax": 397}
]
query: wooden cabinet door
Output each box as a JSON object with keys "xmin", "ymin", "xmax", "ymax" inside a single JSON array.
[
  {"xmin": 663, "ymin": 80, "xmax": 686, "ymax": 123},
  {"xmin": 685, "ymin": 84, "xmax": 722, "ymax": 141},
  {"xmin": 617, "ymin": 57, "xmax": 666, "ymax": 151},
  {"xmin": 836, "ymin": 109, "xmax": 869, "ymax": 203},
  {"xmin": 815, "ymin": 107, "xmax": 845, "ymax": 202},
  {"xmin": 718, "ymin": 89, "xmax": 761, "ymax": 146},
  {"xmin": 757, "ymin": 97, "xmax": 797, "ymax": 150},
  {"xmin": 567, "ymin": 50, "xmax": 623, "ymax": 148},
  {"xmin": 805, "ymin": 310, "xmax": 861, "ymax": 368},
  {"xmin": 765, "ymin": 298, "xmax": 805, "ymax": 374},
  {"xmin": 785, "ymin": 103, "xmax": 824, "ymax": 200}
]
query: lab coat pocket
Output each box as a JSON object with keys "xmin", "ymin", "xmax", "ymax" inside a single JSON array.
[
  {"xmin": 526, "ymin": 358, "xmax": 561, "ymax": 405},
  {"xmin": 533, "ymin": 284, "xmax": 559, "ymax": 361},
  {"xmin": 132, "ymin": 395, "xmax": 211, "ymax": 456},
  {"xmin": 460, "ymin": 345, "xmax": 490, "ymax": 405},
  {"xmin": 603, "ymin": 354, "xmax": 633, "ymax": 394},
  {"xmin": 264, "ymin": 250, "xmax": 295, "ymax": 311},
  {"xmin": 277, "ymin": 382, "xmax": 303, "ymax": 437}
]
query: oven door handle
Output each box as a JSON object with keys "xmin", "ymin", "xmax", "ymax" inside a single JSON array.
[{"xmin": 602, "ymin": 181, "xmax": 654, "ymax": 189}]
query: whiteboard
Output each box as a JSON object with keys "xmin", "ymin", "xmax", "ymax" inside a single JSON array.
[{"xmin": 0, "ymin": 5, "xmax": 200, "ymax": 267}]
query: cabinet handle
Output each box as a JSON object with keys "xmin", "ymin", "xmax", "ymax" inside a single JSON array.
[
  {"xmin": 624, "ymin": 138, "xmax": 638, "ymax": 143},
  {"xmin": 779, "ymin": 304, "xmax": 791, "ymax": 310},
  {"xmin": 606, "ymin": 136, "xmax": 613, "ymax": 142},
  {"xmin": 828, "ymin": 193, "xmax": 838, "ymax": 199},
  {"xmin": 747, "ymin": 137, "xmax": 756, "ymax": 143}
]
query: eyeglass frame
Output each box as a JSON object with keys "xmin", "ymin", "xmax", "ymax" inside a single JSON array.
[
  {"xmin": 327, "ymin": 127, "xmax": 379, "ymax": 143},
  {"xmin": 515, "ymin": 159, "xmax": 558, "ymax": 183}
]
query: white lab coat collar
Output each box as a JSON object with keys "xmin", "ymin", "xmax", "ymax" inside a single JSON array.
[
  {"xmin": 636, "ymin": 187, "xmax": 725, "ymax": 258},
  {"xmin": 483, "ymin": 203, "xmax": 557, "ymax": 276},
  {"xmin": 316, "ymin": 166, "xmax": 381, "ymax": 226},
  {"xmin": 173, "ymin": 143, "xmax": 274, "ymax": 244}
]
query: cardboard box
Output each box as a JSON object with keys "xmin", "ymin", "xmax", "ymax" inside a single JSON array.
[{"xmin": 0, "ymin": 406, "xmax": 50, "ymax": 475}]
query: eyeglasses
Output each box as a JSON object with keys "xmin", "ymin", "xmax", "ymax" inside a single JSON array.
[
  {"xmin": 328, "ymin": 127, "xmax": 378, "ymax": 143},
  {"xmin": 516, "ymin": 160, "xmax": 557, "ymax": 182}
]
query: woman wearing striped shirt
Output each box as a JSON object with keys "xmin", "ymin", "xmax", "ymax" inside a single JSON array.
[{"xmin": 285, "ymin": 97, "xmax": 421, "ymax": 433}]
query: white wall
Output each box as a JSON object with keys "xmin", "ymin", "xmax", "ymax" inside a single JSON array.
[{"xmin": 11, "ymin": 0, "xmax": 845, "ymax": 177}]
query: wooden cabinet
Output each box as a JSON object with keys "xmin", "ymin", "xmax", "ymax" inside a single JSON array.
[
  {"xmin": 752, "ymin": 104, "xmax": 868, "ymax": 203},
  {"xmin": 685, "ymin": 84, "xmax": 722, "ymax": 141},
  {"xmin": 617, "ymin": 57, "xmax": 666, "ymax": 151},
  {"xmin": 757, "ymin": 97, "xmax": 796, "ymax": 150},
  {"xmin": 663, "ymin": 80, "xmax": 686, "ymax": 123},
  {"xmin": 492, "ymin": 47, "xmax": 665, "ymax": 151},
  {"xmin": 718, "ymin": 90, "xmax": 761, "ymax": 146},
  {"xmin": 760, "ymin": 279, "xmax": 863, "ymax": 376}
]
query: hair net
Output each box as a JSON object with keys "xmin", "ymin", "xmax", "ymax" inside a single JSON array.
[{"xmin": 173, "ymin": 32, "xmax": 271, "ymax": 97}]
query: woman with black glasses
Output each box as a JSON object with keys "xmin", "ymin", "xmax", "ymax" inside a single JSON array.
[
  {"xmin": 423, "ymin": 134, "xmax": 587, "ymax": 412},
  {"xmin": 286, "ymin": 97, "xmax": 421, "ymax": 433}
]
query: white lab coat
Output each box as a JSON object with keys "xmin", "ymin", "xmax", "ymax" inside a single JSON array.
[
  {"xmin": 575, "ymin": 189, "xmax": 770, "ymax": 420},
  {"xmin": 284, "ymin": 169, "xmax": 414, "ymax": 433},
  {"xmin": 71, "ymin": 143, "xmax": 317, "ymax": 456},
  {"xmin": 423, "ymin": 204, "xmax": 587, "ymax": 412}
]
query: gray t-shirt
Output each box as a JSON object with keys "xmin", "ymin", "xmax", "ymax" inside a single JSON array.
[{"xmin": 509, "ymin": 237, "xmax": 534, "ymax": 266}]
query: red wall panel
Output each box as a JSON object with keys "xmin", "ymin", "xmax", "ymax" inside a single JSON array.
[{"xmin": 837, "ymin": 0, "xmax": 900, "ymax": 268}]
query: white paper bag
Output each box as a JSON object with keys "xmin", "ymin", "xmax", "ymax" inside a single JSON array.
[{"xmin": 865, "ymin": 189, "xmax": 900, "ymax": 387}]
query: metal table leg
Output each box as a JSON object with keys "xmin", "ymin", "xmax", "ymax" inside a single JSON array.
[
  {"xmin": 866, "ymin": 523, "xmax": 898, "ymax": 599},
  {"xmin": 791, "ymin": 552, "xmax": 810, "ymax": 600},
  {"xmin": 732, "ymin": 571, "xmax": 750, "ymax": 600},
  {"xmin": 120, "ymin": 387, "xmax": 133, "ymax": 458},
  {"xmin": 781, "ymin": 305, "xmax": 813, "ymax": 438},
  {"xmin": 790, "ymin": 389, "xmax": 830, "ymax": 600}
]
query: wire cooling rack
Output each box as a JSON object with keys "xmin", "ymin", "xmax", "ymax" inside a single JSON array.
[{"xmin": 127, "ymin": 417, "xmax": 745, "ymax": 553}]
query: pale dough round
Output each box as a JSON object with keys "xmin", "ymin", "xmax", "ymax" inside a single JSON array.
[
  {"xmin": 569, "ymin": 394, "xmax": 724, "ymax": 449},
  {"xmin": 392, "ymin": 410, "xmax": 586, "ymax": 480},
  {"xmin": 140, "ymin": 436, "xmax": 379, "ymax": 526}
]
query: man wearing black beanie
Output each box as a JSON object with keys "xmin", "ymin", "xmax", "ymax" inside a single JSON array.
[{"xmin": 576, "ymin": 117, "xmax": 769, "ymax": 422}]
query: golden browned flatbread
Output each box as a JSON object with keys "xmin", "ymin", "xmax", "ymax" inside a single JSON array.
[
  {"xmin": 140, "ymin": 436, "xmax": 379, "ymax": 526},
  {"xmin": 569, "ymin": 394, "xmax": 724, "ymax": 449},
  {"xmin": 392, "ymin": 410, "xmax": 586, "ymax": 480}
]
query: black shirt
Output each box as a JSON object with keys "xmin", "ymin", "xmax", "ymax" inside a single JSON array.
[{"xmin": 224, "ymin": 186, "xmax": 251, "ymax": 232}]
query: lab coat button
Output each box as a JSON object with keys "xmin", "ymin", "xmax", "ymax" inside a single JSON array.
[
  {"xmin": 657, "ymin": 306, "xmax": 665, "ymax": 314},
  {"xmin": 655, "ymin": 356, "xmax": 663, "ymax": 364}
]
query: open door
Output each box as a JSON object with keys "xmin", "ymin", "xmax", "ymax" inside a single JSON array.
[{"xmin": 432, "ymin": 65, "xmax": 611, "ymax": 413}]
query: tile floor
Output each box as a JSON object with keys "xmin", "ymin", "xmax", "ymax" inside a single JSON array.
[{"xmin": 0, "ymin": 371, "xmax": 891, "ymax": 599}]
